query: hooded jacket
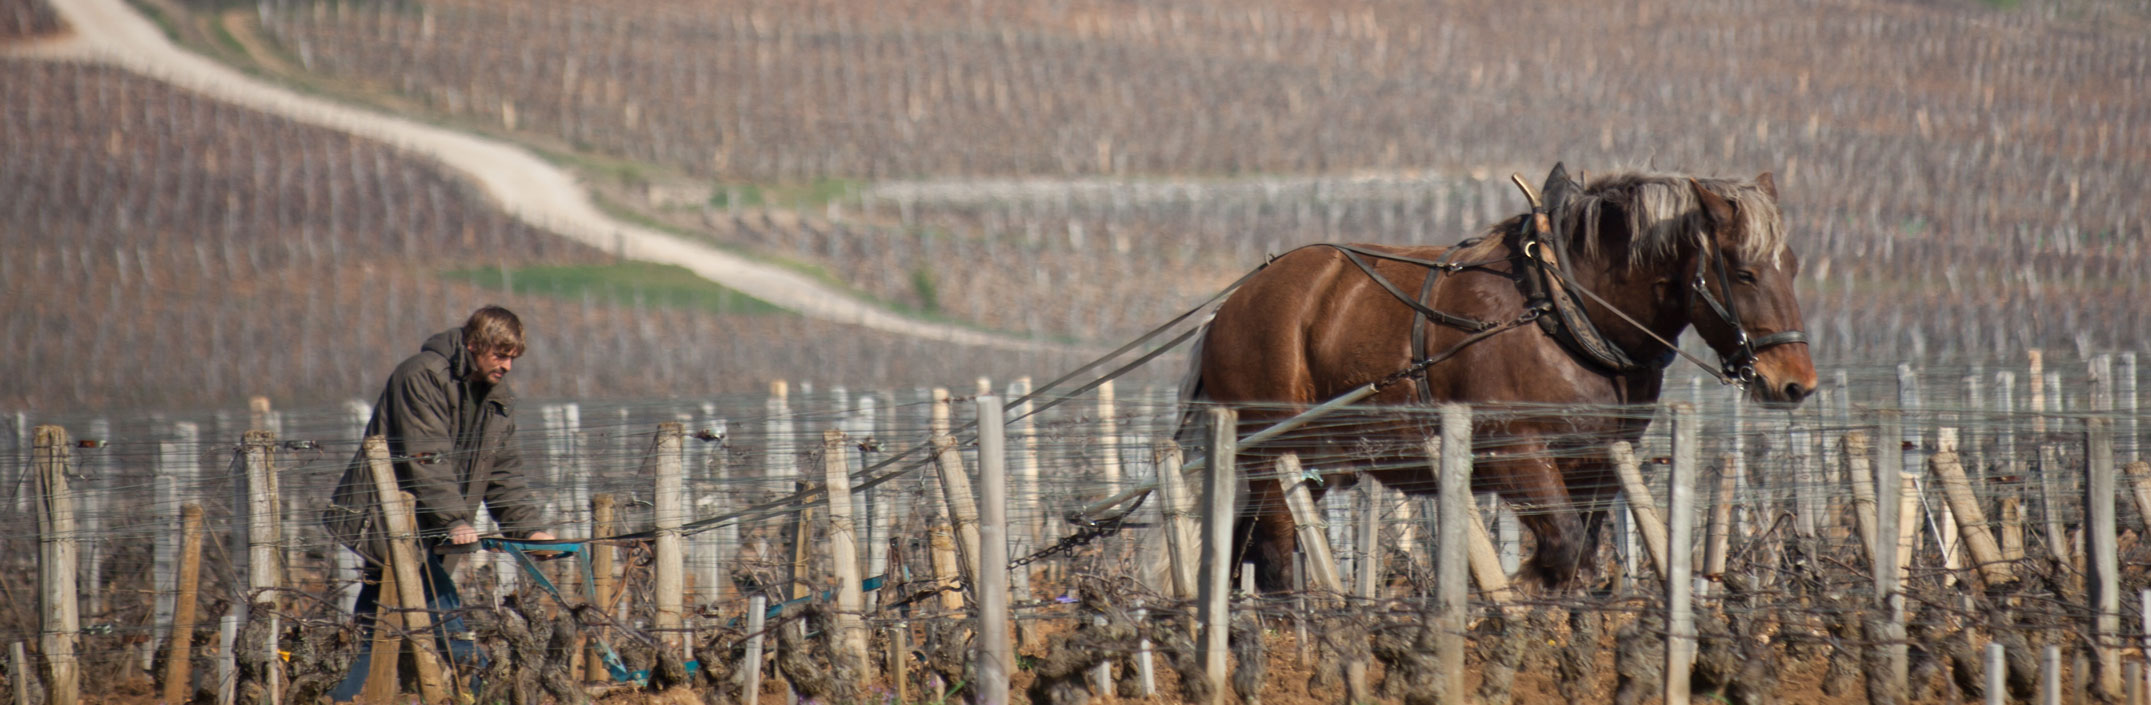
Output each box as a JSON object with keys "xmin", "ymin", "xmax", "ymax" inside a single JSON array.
[{"xmin": 323, "ymin": 328, "xmax": 540, "ymax": 560}]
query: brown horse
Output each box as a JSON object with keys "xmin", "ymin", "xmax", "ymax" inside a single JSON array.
[{"xmin": 1187, "ymin": 167, "xmax": 1818, "ymax": 590}]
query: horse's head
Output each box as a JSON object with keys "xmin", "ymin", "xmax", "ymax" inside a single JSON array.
[{"xmin": 1679, "ymin": 174, "xmax": 1817, "ymax": 408}]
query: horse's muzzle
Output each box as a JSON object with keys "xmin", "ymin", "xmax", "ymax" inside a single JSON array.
[{"xmin": 1747, "ymin": 345, "xmax": 1819, "ymax": 409}]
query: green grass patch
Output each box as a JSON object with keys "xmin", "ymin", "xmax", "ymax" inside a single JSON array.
[{"xmin": 446, "ymin": 262, "xmax": 788, "ymax": 316}]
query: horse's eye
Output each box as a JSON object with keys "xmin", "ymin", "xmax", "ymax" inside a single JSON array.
[{"xmin": 1735, "ymin": 270, "xmax": 1759, "ymax": 285}]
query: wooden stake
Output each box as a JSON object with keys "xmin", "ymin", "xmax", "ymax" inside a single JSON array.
[
  {"xmin": 743, "ymin": 596, "xmax": 767, "ymax": 703},
  {"xmin": 358, "ymin": 569, "xmax": 402, "ymax": 704},
  {"xmin": 1197, "ymin": 408, "xmax": 1236, "ymax": 705},
  {"xmin": 1845, "ymin": 431, "xmax": 1879, "ymax": 564},
  {"xmin": 655, "ymin": 423, "xmax": 686, "ymax": 655},
  {"xmin": 1610, "ymin": 442, "xmax": 1670, "ymax": 579},
  {"xmin": 2125, "ymin": 462, "xmax": 2151, "ymax": 533},
  {"xmin": 164, "ymin": 505, "xmax": 205, "ymax": 705},
  {"xmin": 1986, "ymin": 643, "xmax": 2006, "ymax": 705},
  {"xmin": 975, "ymin": 398, "xmax": 1013, "ymax": 705},
  {"xmin": 1155, "ymin": 442, "xmax": 1200, "ymax": 599},
  {"xmin": 1433, "ymin": 407, "xmax": 1472, "ymax": 702},
  {"xmin": 11, "ymin": 643, "xmax": 28, "ymax": 705},
  {"xmin": 589, "ymin": 494, "xmax": 617, "ymax": 683},
  {"xmin": 1356, "ymin": 475, "xmax": 1384, "ymax": 599},
  {"xmin": 1277, "ymin": 454, "xmax": 1344, "ymax": 595},
  {"xmin": 821, "ymin": 429, "xmax": 870, "ymax": 678},
  {"xmin": 790, "ymin": 490, "xmax": 817, "ymax": 603},
  {"xmin": 363, "ymin": 438, "xmax": 446, "ymax": 704},
  {"xmin": 1703, "ymin": 453, "xmax": 1737, "ymax": 586},
  {"xmin": 34, "ymin": 426, "xmax": 78, "ymax": 705},
  {"xmin": 2000, "ymin": 497, "xmax": 2026, "ymax": 563},
  {"xmin": 932, "ymin": 433, "xmax": 984, "ymax": 597},
  {"xmin": 2090, "ymin": 417, "xmax": 2123, "ymax": 700},
  {"xmin": 928, "ymin": 390, "xmax": 963, "ymax": 612},
  {"xmin": 1097, "ymin": 381, "xmax": 1122, "ymax": 496},
  {"xmin": 885, "ymin": 623, "xmax": 908, "ymax": 704},
  {"xmin": 243, "ymin": 430, "xmax": 282, "ymax": 611},
  {"xmin": 1929, "ymin": 428, "xmax": 2013, "ymax": 585},
  {"xmin": 1665, "ymin": 404, "xmax": 1699, "ymax": 705}
]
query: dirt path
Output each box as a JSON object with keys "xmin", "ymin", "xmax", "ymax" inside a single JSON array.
[{"xmin": 7, "ymin": 0, "xmax": 1050, "ymax": 352}]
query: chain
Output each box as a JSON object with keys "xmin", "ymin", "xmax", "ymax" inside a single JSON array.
[{"xmin": 1009, "ymin": 519, "xmax": 1128, "ymax": 569}]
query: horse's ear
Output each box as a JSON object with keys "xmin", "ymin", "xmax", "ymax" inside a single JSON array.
[
  {"xmin": 1540, "ymin": 162, "xmax": 1578, "ymax": 211},
  {"xmin": 1689, "ymin": 178, "xmax": 1736, "ymax": 227},
  {"xmin": 1755, "ymin": 171, "xmax": 1778, "ymax": 199}
]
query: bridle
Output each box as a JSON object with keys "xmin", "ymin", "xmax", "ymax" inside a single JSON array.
[{"xmin": 1684, "ymin": 238, "xmax": 1807, "ymax": 385}]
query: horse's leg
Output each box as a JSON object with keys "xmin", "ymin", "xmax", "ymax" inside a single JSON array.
[
  {"xmin": 1480, "ymin": 451, "xmax": 1588, "ymax": 588},
  {"xmin": 1565, "ymin": 461, "xmax": 1622, "ymax": 588},
  {"xmin": 1231, "ymin": 458, "xmax": 1302, "ymax": 593}
]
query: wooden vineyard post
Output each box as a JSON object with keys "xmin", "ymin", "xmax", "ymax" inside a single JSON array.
[
  {"xmin": 1462, "ymin": 492, "xmax": 1512, "ymax": 602},
  {"xmin": 1610, "ymin": 442, "xmax": 1670, "ymax": 579},
  {"xmin": 1665, "ymin": 404, "xmax": 1698, "ymax": 705},
  {"xmin": 589, "ymin": 494, "xmax": 617, "ymax": 683},
  {"xmin": 11, "ymin": 643, "xmax": 27, "ymax": 705},
  {"xmin": 928, "ymin": 389, "xmax": 963, "ymax": 611},
  {"xmin": 217, "ymin": 615, "xmax": 236, "ymax": 705},
  {"xmin": 1986, "ymin": 643, "xmax": 2006, "ymax": 705},
  {"xmin": 975, "ymin": 397, "xmax": 1013, "ymax": 705},
  {"xmin": 35, "ymin": 426, "xmax": 79, "ymax": 705},
  {"xmin": 1845, "ymin": 431, "xmax": 1879, "ymax": 564},
  {"xmin": 1873, "ymin": 411, "xmax": 1910, "ymax": 704},
  {"xmin": 1930, "ymin": 428, "xmax": 2013, "ymax": 586},
  {"xmin": 243, "ymin": 430, "xmax": 282, "ymax": 613},
  {"xmin": 742, "ymin": 596, "xmax": 767, "ymax": 704},
  {"xmin": 2126, "ymin": 461, "xmax": 2151, "ymax": 532},
  {"xmin": 1097, "ymin": 381, "xmax": 1122, "ymax": 497},
  {"xmin": 1277, "ymin": 454, "xmax": 1344, "ymax": 594},
  {"xmin": 932, "ymin": 433, "xmax": 984, "ymax": 596},
  {"xmin": 1357, "ymin": 475, "xmax": 1384, "ymax": 598},
  {"xmin": 1011, "ymin": 378, "xmax": 1044, "ymax": 593},
  {"xmin": 1155, "ymin": 441, "xmax": 1200, "ymax": 599},
  {"xmin": 1793, "ymin": 424, "xmax": 1820, "ymax": 538},
  {"xmin": 1197, "ymin": 408, "xmax": 1236, "ymax": 705},
  {"xmin": 1433, "ymin": 406, "xmax": 1472, "ymax": 702},
  {"xmin": 2000, "ymin": 497, "xmax": 2026, "ymax": 563},
  {"xmin": 358, "ymin": 570, "xmax": 402, "ymax": 705},
  {"xmin": 2089, "ymin": 417, "xmax": 2122, "ymax": 701},
  {"xmin": 655, "ymin": 423, "xmax": 687, "ymax": 656},
  {"xmin": 1702, "ymin": 453, "xmax": 1737, "ymax": 592},
  {"xmin": 363, "ymin": 437, "xmax": 447, "ymax": 704},
  {"xmin": 821, "ymin": 429, "xmax": 870, "ymax": 680},
  {"xmin": 164, "ymin": 504, "xmax": 205, "ymax": 705}
]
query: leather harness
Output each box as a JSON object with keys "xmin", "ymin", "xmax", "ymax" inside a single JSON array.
[{"xmin": 1313, "ymin": 170, "xmax": 1807, "ymax": 402}]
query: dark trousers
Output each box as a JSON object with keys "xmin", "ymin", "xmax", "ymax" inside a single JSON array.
[{"xmin": 330, "ymin": 549, "xmax": 483, "ymax": 701}]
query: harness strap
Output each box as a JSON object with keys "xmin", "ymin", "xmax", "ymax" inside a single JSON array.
[
  {"xmin": 1541, "ymin": 263, "xmax": 1733, "ymax": 385},
  {"xmin": 1408, "ymin": 241, "xmax": 1481, "ymax": 403},
  {"xmin": 1328, "ymin": 245, "xmax": 1498, "ymax": 333}
]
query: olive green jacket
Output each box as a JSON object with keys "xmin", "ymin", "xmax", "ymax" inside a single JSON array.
[{"xmin": 323, "ymin": 328, "xmax": 540, "ymax": 560}]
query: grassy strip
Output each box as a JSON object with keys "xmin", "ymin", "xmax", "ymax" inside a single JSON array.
[{"xmin": 444, "ymin": 262, "xmax": 789, "ymax": 316}]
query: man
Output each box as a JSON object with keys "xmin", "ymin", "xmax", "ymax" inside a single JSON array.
[{"xmin": 323, "ymin": 305, "xmax": 554, "ymax": 701}]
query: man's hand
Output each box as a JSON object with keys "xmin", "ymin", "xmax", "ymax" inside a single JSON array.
[
  {"xmin": 449, "ymin": 523, "xmax": 479, "ymax": 545},
  {"xmin": 526, "ymin": 531, "xmax": 556, "ymax": 542}
]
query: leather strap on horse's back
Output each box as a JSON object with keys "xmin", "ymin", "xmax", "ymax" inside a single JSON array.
[
  {"xmin": 1326, "ymin": 244, "xmax": 1497, "ymax": 334},
  {"xmin": 1312, "ymin": 241, "xmax": 1501, "ymax": 404}
]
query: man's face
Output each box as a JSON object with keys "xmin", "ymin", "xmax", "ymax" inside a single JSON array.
[{"xmin": 468, "ymin": 345, "xmax": 517, "ymax": 385}]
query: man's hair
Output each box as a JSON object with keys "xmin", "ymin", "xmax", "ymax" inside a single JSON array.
[{"xmin": 463, "ymin": 305, "xmax": 525, "ymax": 357}]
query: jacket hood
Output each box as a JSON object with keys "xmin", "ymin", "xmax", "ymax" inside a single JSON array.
[{"xmin": 420, "ymin": 328, "xmax": 516, "ymax": 403}]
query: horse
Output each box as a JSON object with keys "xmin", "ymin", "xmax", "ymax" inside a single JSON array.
[{"xmin": 1183, "ymin": 165, "xmax": 1818, "ymax": 590}]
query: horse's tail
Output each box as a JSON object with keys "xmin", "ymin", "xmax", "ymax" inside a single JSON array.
[{"xmin": 1171, "ymin": 312, "xmax": 1217, "ymax": 449}]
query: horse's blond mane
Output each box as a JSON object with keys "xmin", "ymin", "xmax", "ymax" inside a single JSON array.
[{"xmin": 1557, "ymin": 171, "xmax": 1786, "ymax": 266}]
